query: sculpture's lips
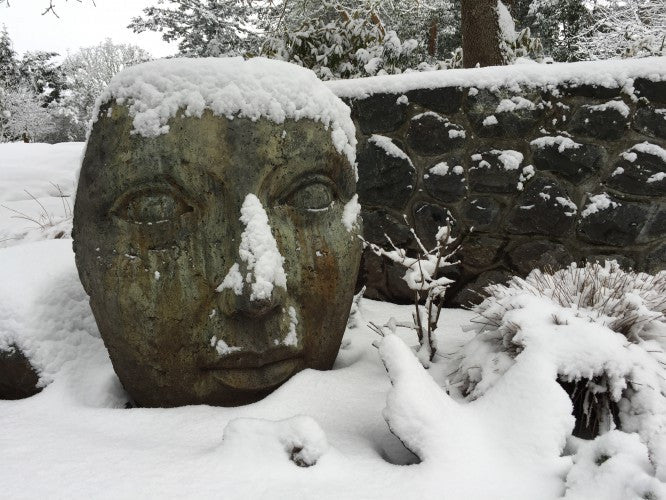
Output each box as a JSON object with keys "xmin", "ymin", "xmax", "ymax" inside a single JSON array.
[
  {"xmin": 201, "ymin": 349, "xmax": 305, "ymax": 391},
  {"xmin": 202, "ymin": 348, "xmax": 302, "ymax": 370}
]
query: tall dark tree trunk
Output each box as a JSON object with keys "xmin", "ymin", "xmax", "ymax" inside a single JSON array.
[
  {"xmin": 461, "ymin": 0, "xmax": 504, "ymax": 68},
  {"xmin": 427, "ymin": 18, "xmax": 438, "ymax": 57}
]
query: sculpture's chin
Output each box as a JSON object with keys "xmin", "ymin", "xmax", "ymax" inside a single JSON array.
[{"xmin": 205, "ymin": 357, "xmax": 305, "ymax": 391}]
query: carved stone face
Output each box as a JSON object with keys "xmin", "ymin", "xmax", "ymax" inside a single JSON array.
[{"xmin": 73, "ymin": 106, "xmax": 362, "ymax": 407}]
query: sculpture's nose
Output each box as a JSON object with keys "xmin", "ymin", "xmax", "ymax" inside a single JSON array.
[{"xmin": 217, "ymin": 285, "xmax": 285, "ymax": 318}]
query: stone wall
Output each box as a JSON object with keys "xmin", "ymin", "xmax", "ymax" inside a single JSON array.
[{"xmin": 329, "ymin": 63, "xmax": 666, "ymax": 306}]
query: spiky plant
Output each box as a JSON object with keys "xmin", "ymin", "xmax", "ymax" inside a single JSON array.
[{"xmin": 454, "ymin": 261, "xmax": 666, "ymax": 439}]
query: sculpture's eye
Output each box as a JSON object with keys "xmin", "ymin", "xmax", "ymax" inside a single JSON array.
[
  {"xmin": 287, "ymin": 181, "xmax": 335, "ymax": 211},
  {"xmin": 112, "ymin": 188, "xmax": 193, "ymax": 224}
]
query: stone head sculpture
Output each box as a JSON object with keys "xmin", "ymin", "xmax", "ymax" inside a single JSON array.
[{"xmin": 73, "ymin": 58, "xmax": 362, "ymax": 407}]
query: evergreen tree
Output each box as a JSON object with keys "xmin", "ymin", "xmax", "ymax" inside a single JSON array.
[{"xmin": 0, "ymin": 25, "xmax": 20, "ymax": 87}]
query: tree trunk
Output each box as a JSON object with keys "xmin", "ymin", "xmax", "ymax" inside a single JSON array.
[
  {"xmin": 427, "ymin": 18, "xmax": 438, "ymax": 57},
  {"xmin": 461, "ymin": 0, "xmax": 504, "ymax": 68}
]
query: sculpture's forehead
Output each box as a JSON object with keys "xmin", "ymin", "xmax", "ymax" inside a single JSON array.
[{"xmin": 83, "ymin": 107, "xmax": 353, "ymax": 203}]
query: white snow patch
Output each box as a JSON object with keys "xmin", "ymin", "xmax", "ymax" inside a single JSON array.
[
  {"xmin": 628, "ymin": 141, "xmax": 666, "ymax": 164},
  {"xmin": 648, "ymin": 172, "xmax": 666, "ymax": 183},
  {"xmin": 622, "ymin": 151, "xmax": 638, "ymax": 162},
  {"xmin": 530, "ymin": 135, "xmax": 582, "ymax": 153},
  {"xmin": 216, "ymin": 262, "xmax": 244, "ymax": 295},
  {"xmin": 586, "ymin": 100, "xmax": 631, "ymax": 118},
  {"xmin": 396, "ymin": 94, "xmax": 409, "ymax": 105},
  {"xmin": 210, "ymin": 336, "xmax": 242, "ymax": 356},
  {"xmin": 448, "ymin": 128, "xmax": 466, "ymax": 139},
  {"xmin": 411, "ymin": 111, "xmax": 446, "ymax": 122},
  {"xmin": 496, "ymin": 149, "xmax": 524, "ymax": 170},
  {"xmin": 612, "ymin": 166, "xmax": 625, "ymax": 176},
  {"xmin": 556, "ymin": 197, "xmax": 578, "ymax": 216},
  {"xmin": 581, "ymin": 193, "xmax": 619, "ymax": 218},
  {"xmin": 496, "ymin": 96, "xmax": 536, "ymax": 113},
  {"xmin": 482, "ymin": 115, "xmax": 498, "ymax": 126},
  {"xmin": 217, "ymin": 194, "xmax": 287, "ymax": 301},
  {"xmin": 368, "ymin": 135, "xmax": 413, "ymax": 166},
  {"xmin": 283, "ymin": 306, "xmax": 299, "ymax": 347},
  {"xmin": 342, "ymin": 194, "xmax": 361, "ymax": 232}
]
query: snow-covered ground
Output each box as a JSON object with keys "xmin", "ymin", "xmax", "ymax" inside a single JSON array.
[{"xmin": 2, "ymin": 142, "xmax": 665, "ymax": 499}]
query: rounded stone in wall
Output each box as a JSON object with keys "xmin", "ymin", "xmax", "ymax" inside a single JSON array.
[
  {"xmin": 508, "ymin": 240, "xmax": 574, "ymax": 276},
  {"xmin": 423, "ymin": 158, "xmax": 467, "ymax": 202},
  {"xmin": 530, "ymin": 136, "xmax": 605, "ymax": 183},
  {"xmin": 577, "ymin": 194, "xmax": 650, "ymax": 246},
  {"xmin": 461, "ymin": 197, "xmax": 502, "ymax": 231},
  {"xmin": 468, "ymin": 150, "xmax": 523, "ymax": 194},
  {"xmin": 605, "ymin": 144, "xmax": 666, "ymax": 196},
  {"xmin": 633, "ymin": 107, "xmax": 666, "ymax": 139},
  {"xmin": 406, "ymin": 112, "xmax": 466, "ymax": 156},
  {"xmin": 466, "ymin": 88, "xmax": 543, "ymax": 138},
  {"xmin": 412, "ymin": 202, "xmax": 455, "ymax": 249},
  {"xmin": 356, "ymin": 137, "xmax": 415, "ymax": 210},
  {"xmin": 506, "ymin": 176, "xmax": 577, "ymax": 237},
  {"xmin": 405, "ymin": 87, "xmax": 463, "ymax": 114},
  {"xmin": 459, "ymin": 234, "xmax": 505, "ymax": 269},
  {"xmin": 634, "ymin": 78, "xmax": 666, "ymax": 104},
  {"xmin": 361, "ymin": 208, "xmax": 413, "ymax": 249},
  {"xmin": 352, "ymin": 93, "xmax": 408, "ymax": 134},
  {"xmin": 569, "ymin": 100, "xmax": 630, "ymax": 140}
]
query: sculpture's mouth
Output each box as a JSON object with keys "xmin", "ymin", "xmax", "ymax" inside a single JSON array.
[{"xmin": 201, "ymin": 350, "xmax": 305, "ymax": 391}]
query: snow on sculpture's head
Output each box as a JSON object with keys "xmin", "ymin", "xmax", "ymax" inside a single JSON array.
[{"xmin": 73, "ymin": 58, "xmax": 362, "ymax": 407}]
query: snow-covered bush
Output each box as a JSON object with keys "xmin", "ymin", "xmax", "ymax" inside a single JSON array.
[
  {"xmin": 364, "ymin": 222, "xmax": 460, "ymax": 366},
  {"xmin": 0, "ymin": 84, "xmax": 54, "ymax": 142},
  {"xmin": 262, "ymin": 1, "xmax": 420, "ymax": 80},
  {"xmin": 453, "ymin": 261, "xmax": 666, "ymax": 439}
]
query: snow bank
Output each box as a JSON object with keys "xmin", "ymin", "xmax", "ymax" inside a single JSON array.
[
  {"xmin": 0, "ymin": 142, "xmax": 83, "ymax": 248},
  {"xmin": 222, "ymin": 415, "xmax": 329, "ymax": 467},
  {"xmin": 327, "ymin": 57, "xmax": 666, "ymax": 99},
  {"xmin": 0, "ymin": 240, "xmax": 113, "ymax": 402},
  {"xmin": 95, "ymin": 57, "xmax": 357, "ymax": 166}
]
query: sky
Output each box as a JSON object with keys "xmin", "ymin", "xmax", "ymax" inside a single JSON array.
[{"xmin": 0, "ymin": 0, "xmax": 177, "ymax": 58}]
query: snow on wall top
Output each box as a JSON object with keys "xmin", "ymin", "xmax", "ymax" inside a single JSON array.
[
  {"xmin": 94, "ymin": 57, "xmax": 357, "ymax": 166},
  {"xmin": 326, "ymin": 57, "xmax": 666, "ymax": 99}
]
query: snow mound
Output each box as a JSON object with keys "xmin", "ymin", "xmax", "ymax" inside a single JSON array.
[
  {"xmin": 452, "ymin": 262, "xmax": 666, "ymax": 478},
  {"xmin": 327, "ymin": 57, "xmax": 666, "ymax": 99},
  {"xmin": 564, "ymin": 431, "xmax": 666, "ymax": 499},
  {"xmin": 0, "ymin": 240, "xmax": 118, "ymax": 406},
  {"xmin": 94, "ymin": 57, "xmax": 357, "ymax": 167},
  {"xmin": 379, "ymin": 333, "xmax": 571, "ymax": 497},
  {"xmin": 222, "ymin": 415, "xmax": 329, "ymax": 467}
]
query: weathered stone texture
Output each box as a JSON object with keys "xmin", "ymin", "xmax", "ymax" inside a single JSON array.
[
  {"xmin": 343, "ymin": 77, "xmax": 666, "ymax": 306},
  {"xmin": 406, "ymin": 113, "xmax": 466, "ymax": 156},
  {"xmin": 356, "ymin": 138, "xmax": 415, "ymax": 210}
]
